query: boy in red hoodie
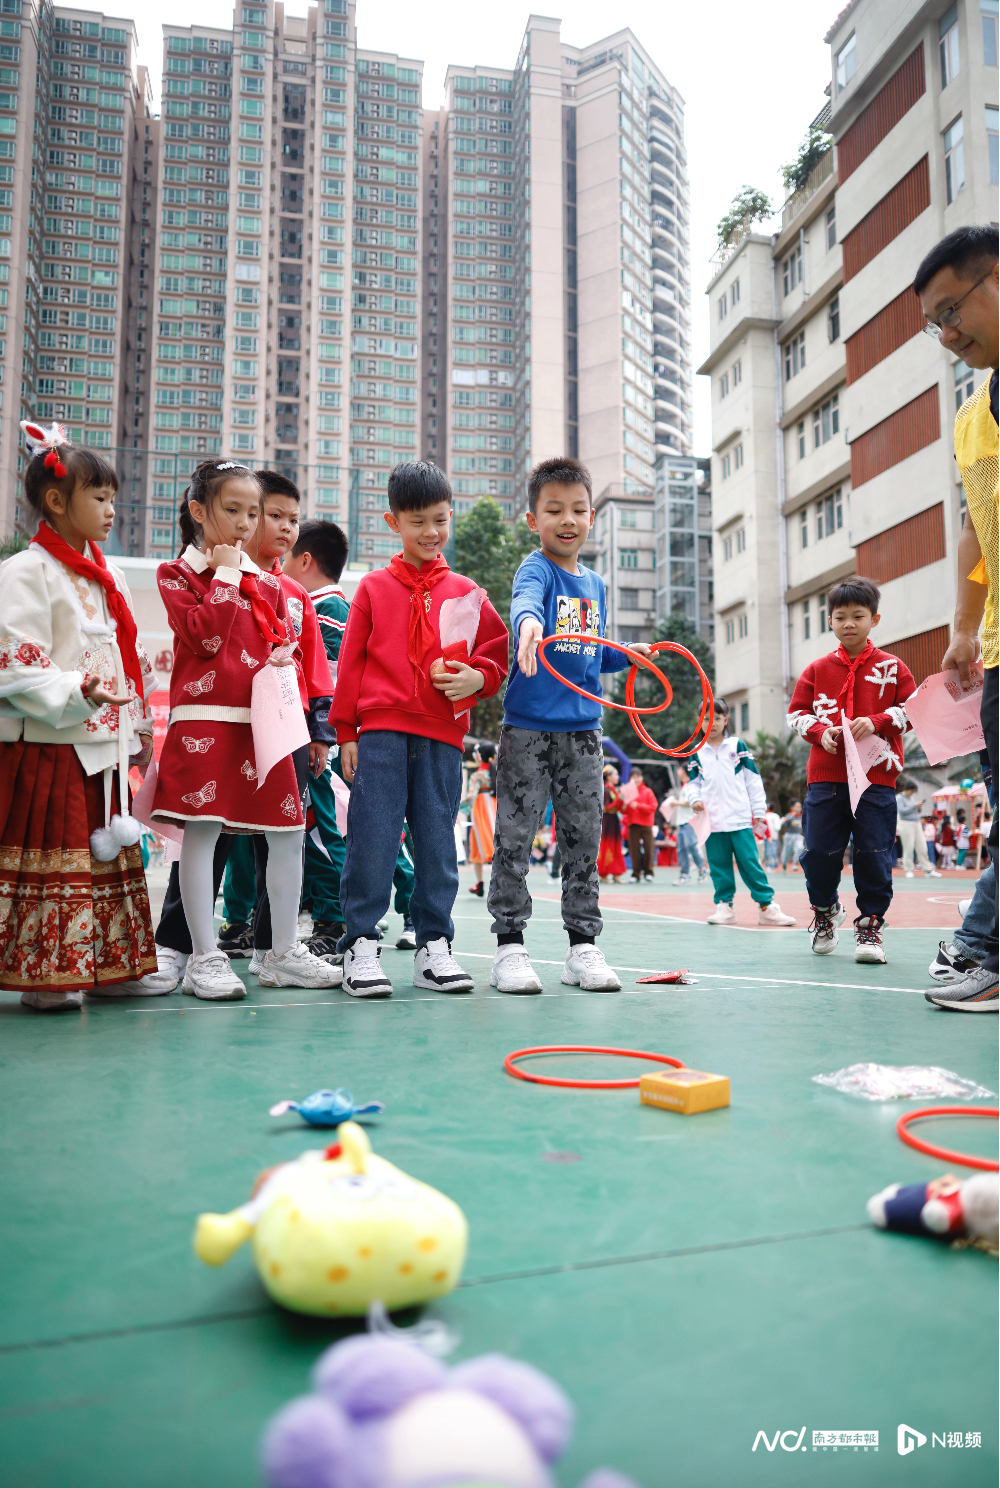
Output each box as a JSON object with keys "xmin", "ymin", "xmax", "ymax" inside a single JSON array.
[
  {"xmin": 787, "ymin": 578, "xmax": 915, "ymax": 965},
  {"xmin": 622, "ymin": 768, "xmax": 658, "ymax": 882},
  {"xmin": 330, "ymin": 462, "xmax": 509, "ymax": 997}
]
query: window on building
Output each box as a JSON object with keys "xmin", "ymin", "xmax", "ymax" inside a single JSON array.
[
  {"xmin": 816, "ymin": 486, "xmax": 844, "ymax": 540},
  {"xmin": 740, "ymin": 702, "xmax": 750, "ymax": 733},
  {"xmin": 828, "ymin": 294, "xmax": 840, "ymax": 342},
  {"xmin": 734, "ymin": 443, "xmax": 744, "ymax": 470},
  {"xmin": 940, "ymin": 4, "xmax": 960, "ymax": 87},
  {"xmin": 782, "ymin": 244, "xmax": 802, "ymax": 296},
  {"xmin": 735, "ymin": 527, "xmax": 746, "ymax": 553},
  {"xmin": 812, "ymin": 392, "xmax": 840, "ymax": 448},
  {"xmin": 738, "ymin": 614, "xmax": 749, "ymax": 639},
  {"xmin": 718, "ymin": 294, "xmax": 727, "ymax": 321},
  {"xmin": 955, "ymin": 359, "xmax": 976, "ymax": 409},
  {"xmin": 984, "ymin": 0, "xmax": 999, "ymax": 67},
  {"xmin": 826, "ymin": 205, "xmax": 836, "ymax": 249},
  {"xmin": 720, "ymin": 370, "xmax": 729, "ymax": 399},
  {"xmin": 944, "ymin": 115, "xmax": 965, "ymax": 203},
  {"xmin": 803, "ymin": 597, "xmax": 811, "ymax": 640},
  {"xmin": 797, "ymin": 420, "xmax": 806, "ymax": 459},
  {"xmin": 733, "ymin": 358, "xmax": 742, "ymax": 385},
  {"xmin": 818, "ymin": 593, "xmax": 828, "ymax": 633},
  {"xmin": 723, "ymin": 534, "xmax": 733, "ymax": 561},
  {"xmin": 725, "ymin": 619, "xmax": 735, "ymax": 645},
  {"xmin": 619, "ymin": 548, "xmax": 638, "ymax": 569},
  {"xmin": 784, "ymin": 329, "xmax": 806, "ymax": 380},
  {"xmin": 721, "ymin": 453, "xmax": 731, "ymax": 479},
  {"xmin": 800, "ymin": 509, "xmax": 808, "ymax": 549},
  {"xmin": 618, "ymin": 626, "xmax": 642, "ymax": 644},
  {"xmin": 836, "ymin": 33, "xmax": 856, "ymax": 92},
  {"xmin": 619, "ymin": 587, "xmax": 639, "ymax": 610},
  {"xmin": 987, "ymin": 105, "xmax": 999, "ymax": 184},
  {"xmin": 620, "ymin": 508, "xmax": 637, "ymax": 527},
  {"xmin": 731, "ymin": 277, "xmax": 740, "ymax": 305}
]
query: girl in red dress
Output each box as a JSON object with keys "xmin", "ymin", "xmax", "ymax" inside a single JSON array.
[
  {"xmin": 597, "ymin": 764, "xmax": 627, "ymax": 881},
  {"xmin": 152, "ymin": 461, "xmax": 339, "ymax": 1001},
  {"xmin": 467, "ymin": 741, "xmax": 497, "ymax": 897},
  {"xmin": 0, "ymin": 423, "xmax": 163, "ymax": 1010}
]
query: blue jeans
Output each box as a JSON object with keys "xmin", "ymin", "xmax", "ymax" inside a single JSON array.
[
  {"xmin": 338, "ymin": 731, "xmax": 463, "ymax": 950},
  {"xmin": 675, "ymin": 821, "xmax": 704, "ymax": 875},
  {"xmin": 800, "ymin": 782, "xmax": 897, "ymax": 921},
  {"xmin": 954, "ymin": 861, "xmax": 995, "ymax": 965}
]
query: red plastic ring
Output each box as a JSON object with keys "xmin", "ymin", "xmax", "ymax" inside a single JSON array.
[
  {"xmin": 895, "ymin": 1105, "xmax": 999, "ymax": 1171},
  {"xmin": 504, "ymin": 1044, "xmax": 686, "ymax": 1089},
  {"xmin": 536, "ymin": 636, "xmax": 674, "ymax": 715}
]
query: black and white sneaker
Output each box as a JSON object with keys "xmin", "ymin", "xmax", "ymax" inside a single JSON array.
[
  {"xmin": 809, "ymin": 902, "xmax": 847, "ymax": 955},
  {"xmin": 925, "ymin": 964, "xmax": 999, "ymax": 1011},
  {"xmin": 306, "ymin": 921, "xmax": 345, "ymax": 966},
  {"xmin": 854, "ymin": 915, "xmax": 887, "ymax": 964},
  {"xmin": 217, "ymin": 920, "xmax": 253, "ymax": 958},
  {"xmin": 395, "ymin": 919, "xmax": 417, "ymax": 951},
  {"xmin": 342, "ymin": 938, "xmax": 393, "ymax": 998},
  {"xmin": 928, "ymin": 940, "xmax": 980, "ymax": 985},
  {"xmin": 412, "ymin": 937, "xmax": 474, "ymax": 993}
]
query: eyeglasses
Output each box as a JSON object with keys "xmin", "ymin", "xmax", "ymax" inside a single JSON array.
[{"xmin": 922, "ymin": 271, "xmax": 992, "ymax": 340}]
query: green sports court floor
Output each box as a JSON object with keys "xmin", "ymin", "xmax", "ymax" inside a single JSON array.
[{"xmin": 1, "ymin": 867, "xmax": 996, "ymax": 1486}]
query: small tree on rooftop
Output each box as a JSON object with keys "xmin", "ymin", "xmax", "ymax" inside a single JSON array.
[
  {"xmin": 716, "ymin": 186, "xmax": 773, "ymax": 252},
  {"xmin": 780, "ymin": 125, "xmax": 831, "ymax": 197}
]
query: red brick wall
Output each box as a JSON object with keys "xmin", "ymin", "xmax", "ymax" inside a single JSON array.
[
  {"xmin": 838, "ymin": 46, "xmax": 926, "ymax": 183},
  {"xmin": 845, "ymin": 287, "xmax": 926, "ymax": 384},
  {"xmin": 850, "ymin": 386, "xmax": 940, "ymax": 487},
  {"xmin": 882, "ymin": 626, "xmax": 950, "ymax": 686},
  {"xmin": 842, "ymin": 157, "xmax": 930, "ymax": 282},
  {"xmin": 855, "ymin": 503, "xmax": 946, "ymax": 582}
]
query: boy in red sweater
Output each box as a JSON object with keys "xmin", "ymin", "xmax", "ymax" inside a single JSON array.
[
  {"xmin": 787, "ymin": 578, "xmax": 915, "ymax": 964},
  {"xmin": 330, "ymin": 462, "xmax": 509, "ymax": 997},
  {"xmin": 622, "ymin": 768, "xmax": 658, "ymax": 882}
]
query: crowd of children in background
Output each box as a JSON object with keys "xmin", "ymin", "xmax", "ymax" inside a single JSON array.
[{"xmin": 0, "ymin": 435, "xmax": 994, "ymax": 1015}]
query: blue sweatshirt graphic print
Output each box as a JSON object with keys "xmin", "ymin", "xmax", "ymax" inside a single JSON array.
[{"xmin": 503, "ymin": 550, "xmax": 630, "ymax": 732}]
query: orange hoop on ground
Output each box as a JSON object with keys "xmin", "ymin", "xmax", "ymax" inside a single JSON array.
[
  {"xmin": 504, "ymin": 1044, "xmax": 686, "ymax": 1089},
  {"xmin": 534, "ymin": 635, "xmax": 714, "ymax": 759},
  {"xmin": 896, "ymin": 1106, "xmax": 999, "ymax": 1171}
]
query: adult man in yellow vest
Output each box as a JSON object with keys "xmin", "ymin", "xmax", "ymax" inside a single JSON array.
[{"xmin": 915, "ymin": 225, "xmax": 998, "ymax": 1011}]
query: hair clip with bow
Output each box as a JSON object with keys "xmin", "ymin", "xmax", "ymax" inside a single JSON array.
[{"xmin": 20, "ymin": 419, "xmax": 70, "ymax": 479}]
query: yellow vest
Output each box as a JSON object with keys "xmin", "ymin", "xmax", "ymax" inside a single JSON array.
[{"xmin": 954, "ymin": 377, "xmax": 999, "ymax": 668}]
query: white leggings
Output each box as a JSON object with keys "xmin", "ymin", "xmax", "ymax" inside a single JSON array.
[{"xmin": 180, "ymin": 820, "xmax": 304, "ymax": 959}]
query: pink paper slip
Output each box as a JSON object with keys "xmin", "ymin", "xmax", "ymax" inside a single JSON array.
[
  {"xmin": 130, "ymin": 759, "xmax": 184, "ymax": 845},
  {"xmin": 841, "ymin": 711, "xmax": 887, "ymax": 815},
  {"xmin": 251, "ymin": 662, "xmax": 309, "ymax": 790},
  {"xmin": 904, "ymin": 668, "xmax": 986, "ymax": 765},
  {"xmin": 692, "ymin": 809, "xmax": 712, "ymax": 846}
]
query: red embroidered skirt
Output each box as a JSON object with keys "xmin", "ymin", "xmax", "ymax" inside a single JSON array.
[
  {"xmin": 152, "ymin": 722, "xmax": 304, "ymax": 833},
  {"xmin": 597, "ymin": 811, "xmax": 627, "ymax": 878},
  {"xmin": 0, "ymin": 741, "xmax": 157, "ymax": 993}
]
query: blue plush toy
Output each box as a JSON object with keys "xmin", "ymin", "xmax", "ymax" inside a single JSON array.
[{"xmin": 269, "ymin": 1089, "xmax": 386, "ymax": 1128}]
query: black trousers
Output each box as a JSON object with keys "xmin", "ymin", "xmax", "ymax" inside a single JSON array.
[{"xmin": 982, "ymin": 667, "xmax": 998, "ymax": 973}]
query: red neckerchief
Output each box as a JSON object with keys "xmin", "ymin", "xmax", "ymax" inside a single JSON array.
[
  {"xmin": 387, "ymin": 552, "xmax": 451, "ymax": 691},
  {"xmin": 31, "ymin": 522, "xmax": 144, "ymax": 700},
  {"xmin": 234, "ymin": 560, "xmax": 285, "ymax": 646},
  {"xmin": 835, "ymin": 639, "xmax": 875, "ymax": 719}
]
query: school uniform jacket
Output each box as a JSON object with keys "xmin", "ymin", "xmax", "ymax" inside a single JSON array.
[{"xmin": 685, "ymin": 737, "xmax": 767, "ymax": 834}]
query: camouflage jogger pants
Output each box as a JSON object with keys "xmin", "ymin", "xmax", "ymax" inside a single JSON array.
[{"xmin": 488, "ymin": 725, "xmax": 604, "ymax": 939}]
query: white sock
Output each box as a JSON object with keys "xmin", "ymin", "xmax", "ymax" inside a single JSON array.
[
  {"xmin": 179, "ymin": 818, "xmax": 223, "ymax": 958},
  {"xmin": 265, "ymin": 829, "xmax": 304, "ymax": 958}
]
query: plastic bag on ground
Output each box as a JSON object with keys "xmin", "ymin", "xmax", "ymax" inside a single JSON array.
[{"xmin": 812, "ymin": 1063, "xmax": 996, "ymax": 1102}]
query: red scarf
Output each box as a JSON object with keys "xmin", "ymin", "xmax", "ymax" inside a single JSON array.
[
  {"xmin": 835, "ymin": 639, "xmax": 875, "ymax": 719},
  {"xmin": 387, "ymin": 553, "xmax": 451, "ymax": 690},
  {"xmin": 241, "ymin": 566, "xmax": 286, "ymax": 647},
  {"xmin": 31, "ymin": 522, "xmax": 144, "ymax": 701}
]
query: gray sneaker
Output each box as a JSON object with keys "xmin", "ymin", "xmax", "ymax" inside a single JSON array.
[{"xmin": 925, "ymin": 964, "xmax": 999, "ymax": 1012}]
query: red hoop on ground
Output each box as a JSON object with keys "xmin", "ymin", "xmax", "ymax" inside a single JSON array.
[
  {"xmin": 895, "ymin": 1106, "xmax": 999, "ymax": 1171},
  {"xmin": 534, "ymin": 635, "xmax": 714, "ymax": 759},
  {"xmin": 504, "ymin": 1044, "xmax": 686, "ymax": 1089}
]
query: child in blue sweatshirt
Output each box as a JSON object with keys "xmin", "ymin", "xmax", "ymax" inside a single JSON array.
[{"xmin": 488, "ymin": 457, "xmax": 653, "ymax": 994}]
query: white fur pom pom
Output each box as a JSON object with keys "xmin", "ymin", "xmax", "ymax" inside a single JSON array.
[
  {"xmin": 89, "ymin": 825, "xmax": 121, "ymax": 861},
  {"xmin": 111, "ymin": 813, "xmax": 142, "ymax": 849}
]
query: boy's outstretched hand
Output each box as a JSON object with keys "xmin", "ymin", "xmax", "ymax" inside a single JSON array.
[
  {"xmin": 431, "ymin": 659, "xmax": 485, "ymax": 703},
  {"xmin": 340, "ymin": 741, "xmax": 358, "ymax": 782},
  {"xmin": 517, "ymin": 617, "xmax": 544, "ymax": 677}
]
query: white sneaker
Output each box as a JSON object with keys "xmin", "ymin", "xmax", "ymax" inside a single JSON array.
[
  {"xmin": 297, "ymin": 910, "xmax": 313, "ymax": 941},
  {"xmin": 562, "ymin": 943, "xmax": 621, "ymax": 992},
  {"xmin": 342, "ymin": 938, "xmax": 393, "ymax": 998},
  {"xmin": 758, "ymin": 901, "xmax": 796, "ymax": 927},
  {"xmin": 395, "ymin": 922, "xmax": 417, "ymax": 951},
  {"xmin": 927, "ymin": 869, "xmax": 943, "ymax": 878},
  {"xmin": 959, "ymin": 898, "xmax": 973, "ymax": 917},
  {"xmin": 21, "ymin": 989, "xmax": 84, "ymax": 1011},
  {"xmin": 697, "ymin": 868, "xmax": 709, "ymax": 882},
  {"xmin": 257, "ymin": 942, "xmax": 344, "ymax": 989},
  {"xmin": 182, "ymin": 951, "xmax": 247, "ymax": 1001},
  {"xmin": 905, "ymin": 870, "xmax": 914, "ymax": 878},
  {"xmin": 413, "ymin": 937, "xmax": 474, "ymax": 993},
  {"xmin": 675, "ymin": 874, "xmax": 690, "ymax": 885},
  {"xmin": 89, "ymin": 969, "xmax": 176, "ymax": 997},
  {"xmin": 249, "ymin": 948, "xmax": 263, "ymax": 977},
  {"xmin": 855, "ymin": 915, "xmax": 887, "ymax": 964},
  {"xmin": 707, "ymin": 902, "xmax": 736, "ymax": 925},
  {"xmin": 808, "ymin": 902, "xmax": 847, "ymax": 955},
  {"xmin": 490, "ymin": 942, "xmax": 543, "ymax": 994},
  {"xmin": 153, "ymin": 944, "xmax": 188, "ymax": 988}
]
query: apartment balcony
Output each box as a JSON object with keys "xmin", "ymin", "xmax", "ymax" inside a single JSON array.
[{"xmin": 780, "ymin": 148, "xmax": 834, "ymax": 232}]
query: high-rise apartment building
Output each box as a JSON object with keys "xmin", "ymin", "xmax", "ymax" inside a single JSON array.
[{"xmin": 702, "ymin": 0, "xmax": 997, "ymax": 738}]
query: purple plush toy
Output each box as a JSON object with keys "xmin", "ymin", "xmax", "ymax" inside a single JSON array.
[{"xmin": 262, "ymin": 1334, "xmax": 641, "ymax": 1488}]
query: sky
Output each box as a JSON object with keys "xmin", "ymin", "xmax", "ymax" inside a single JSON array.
[{"xmin": 116, "ymin": 0, "xmax": 838, "ymax": 454}]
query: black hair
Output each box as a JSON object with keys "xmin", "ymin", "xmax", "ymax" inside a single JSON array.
[
  {"xmin": 714, "ymin": 696, "xmax": 732, "ymax": 736},
  {"xmin": 387, "ymin": 460, "xmax": 452, "ymax": 514},
  {"xmin": 178, "ymin": 459, "xmax": 260, "ymax": 549},
  {"xmin": 827, "ymin": 577, "xmax": 880, "ymax": 615},
  {"xmin": 526, "ymin": 456, "xmax": 593, "ymax": 515},
  {"xmin": 913, "ymin": 225, "xmax": 999, "ymax": 296},
  {"xmin": 292, "ymin": 519, "xmax": 349, "ymax": 582},
  {"xmin": 476, "ymin": 741, "xmax": 496, "ymax": 762},
  {"xmin": 257, "ymin": 470, "xmax": 301, "ymax": 502},
  {"xmin": 897, "ymin": 775, "xmax": 917, "ymax": 791},
  {"xmin": 23, "ymin": 442, "xmax": 118, "ymax": 530}
]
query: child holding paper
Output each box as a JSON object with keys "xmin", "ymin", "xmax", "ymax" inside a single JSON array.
[
  {"xmin": 330, "ymin": 461, "xmax": 509, "ymax": 997},
  {"xmin": 152, "ymin": 461, "xmax": 340, "ymax": 1000},
  {"xmin": 787, "ymin": 578, "xmax": 915, "ymax": 963}
]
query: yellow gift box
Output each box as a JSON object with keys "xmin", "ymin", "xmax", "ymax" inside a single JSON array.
[{"xmin": 639, "ymin": 1067, "xmax": 730, "ymax": 1115}]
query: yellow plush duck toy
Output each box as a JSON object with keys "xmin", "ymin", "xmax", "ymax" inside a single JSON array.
[{"xmin": 193, "ymin": 1122, "xmax": 468, "ymax": 1317}]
